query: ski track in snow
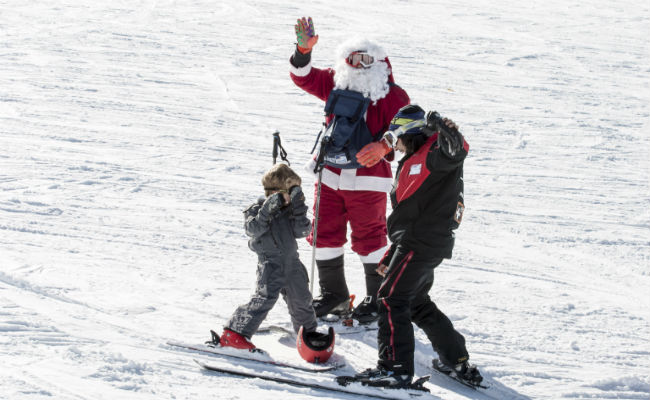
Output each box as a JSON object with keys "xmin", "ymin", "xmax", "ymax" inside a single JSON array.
[{"xmin": 1, "ymin": 0, "xmax": 649, "ymax": 399}]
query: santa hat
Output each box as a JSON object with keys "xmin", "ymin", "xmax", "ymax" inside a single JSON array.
[{"xmin": 335, "ymin": 37, "xmax": 388, "ymax": 62}]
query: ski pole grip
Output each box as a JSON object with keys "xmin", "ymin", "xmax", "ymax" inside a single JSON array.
[{"xmin": 272, "ymin": 131, "xmax": 280, "ymax": 164}]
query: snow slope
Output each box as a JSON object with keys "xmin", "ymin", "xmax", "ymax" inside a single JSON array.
[{"xmin": 1, "ymin": 0, "xmax": 649, "ymax": 399}]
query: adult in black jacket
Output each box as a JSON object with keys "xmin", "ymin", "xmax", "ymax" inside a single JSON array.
[{"xmin": 352, "ymin": 105, "xmax": 483, "ymax": 389}]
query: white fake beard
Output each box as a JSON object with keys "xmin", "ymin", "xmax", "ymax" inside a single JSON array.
[{"xmin": 333, "ymin": 60, "xmax": 391, "ymax": 103}]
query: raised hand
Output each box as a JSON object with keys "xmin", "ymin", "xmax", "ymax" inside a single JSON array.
[
  {"xmin": 427, "ymin": 111, "xmax": 464, "ymax": 157},
  {"xmin": 295, "ymin": 17, "xmax": 319, "ymax": 54}
]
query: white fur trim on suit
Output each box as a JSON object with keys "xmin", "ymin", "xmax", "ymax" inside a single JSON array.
[
  {"xmin": 290, "ymin": 61, "xmax": 312, "ymax": 77},
  {"xmin": 323, "ymin": 168, "xmax": 393, "ymax": 192},
  {"xmin": 306, "ymin": 159, "xmax": 393, "ymax": 193},
  {"xmin": 315, "ymin": 246, "xmax": 345, "ymax": 261},
  {"xmin": 351, "ymin": 175, "xmax": 393, "ymax": 192},
  {"xmin": 359, "ymin": 244, "xmax": 391, "ymax": 263}
]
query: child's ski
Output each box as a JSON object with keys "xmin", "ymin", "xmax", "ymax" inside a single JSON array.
[
  {"xmin": 167, "ymin": 340, "xmax": 343, "ymax": 373},
  {"xmin": 258, "ymin": 321, "xmax": 376, "ymax": 336},
  {"xmin": 195, "ymin": 359, "xmax": 427, "ymax": 399}
]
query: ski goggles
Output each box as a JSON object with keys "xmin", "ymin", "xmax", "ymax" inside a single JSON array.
[
  {"xmin": 389, "ymin": 119, "xmax": 426, "ymax": 138},
  {"xmin": 264, "ymin": 188, "xmax": 288, "ymax": 193},
  {"xmin": 345, "ymin": 51, "xmax": 375, "ymax": 68},
  {"xmin": 384, "ymin": 119, "xmax": 427, "ymax": 145}
]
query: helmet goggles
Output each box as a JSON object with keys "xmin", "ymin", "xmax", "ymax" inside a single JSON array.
[
  {"xmin": 389, "ymin": 119, "xmax": 426, "ymax": 139},
  {"xmin": 346, "ymin": 51, "xmax": 375, "ymax": 68}
]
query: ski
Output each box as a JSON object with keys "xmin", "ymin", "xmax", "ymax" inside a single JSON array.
[
  {"xmin": 167, "ymin": 340, "xmax": 343, "ymax": 373},
  {"xmin": 327, "ymin": 320, "xmax": 378, "ymax": 335},
  {"xmin": 195, "ymin": 359, "xmax": 426, "ymax": 400},
  {"xmin": 258, "ymin": 321, "xmax": 377, "ymax": 336},
  {"xmin": 256, "ymin": 324, "xmax": 296, "ymax": 336},
  {"xmin": 431, "ymin": 359, "xmax": 489, "ymax": 389}
]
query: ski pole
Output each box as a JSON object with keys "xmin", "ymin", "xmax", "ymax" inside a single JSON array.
[
  {"xmin": 310, "ymin": 168, "xmax": 323, "ymax": 294},
  {"xmin": 309, "ymin": 136, "xmax": 330, "ymax": 294}
]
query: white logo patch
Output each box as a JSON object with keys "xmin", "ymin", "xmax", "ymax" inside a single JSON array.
[
  {"xmin": 325, "ymin": 153, "xmax": 350, "ymax": 165},
  {"xmin": 409, "ymin": 164, "xmax": 422, "ymax": 175}
]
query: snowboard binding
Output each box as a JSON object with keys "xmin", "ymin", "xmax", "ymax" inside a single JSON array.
[
  {"xmin": 336, "ymin": 372, "xmax": 430, "ymax": 392},
  {"xmin": 432, "ymin": 359, "xmax": 487, "ymax": 389}
]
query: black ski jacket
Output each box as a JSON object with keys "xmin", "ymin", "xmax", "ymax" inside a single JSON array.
[{"xmin": 381, "ymin": 134, "xmax": 468, "ymax": 263}]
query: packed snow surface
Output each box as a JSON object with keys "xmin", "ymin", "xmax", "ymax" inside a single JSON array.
[{"xmin": 1, "ymin": 0, "xmax": 649, "ymax": 399}]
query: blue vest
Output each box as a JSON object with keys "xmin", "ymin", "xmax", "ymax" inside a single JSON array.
[{"xmin": 321, "ymin": 89, "xmax": 374, "ymax": 169}]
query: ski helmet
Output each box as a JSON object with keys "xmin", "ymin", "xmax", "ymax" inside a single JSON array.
[
  {"xmin": 388, "ymin": 104, "xmax": 426, "ymax": 137},
  {"xmin": 296, "ymin": 326, "xmax": 335, "ymax": 363}
]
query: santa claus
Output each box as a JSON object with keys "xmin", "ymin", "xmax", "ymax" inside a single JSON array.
[{"xmin": 290, "ymin": 17, "xmax": 410, "ymax": 323}]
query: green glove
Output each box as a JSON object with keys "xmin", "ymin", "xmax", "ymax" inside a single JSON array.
[{"xmin": 295, "ymin": 17, "xmax": 319, "ymax": 54}]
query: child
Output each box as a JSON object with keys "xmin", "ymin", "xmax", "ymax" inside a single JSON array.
[{"xmin": 213, "ymin": 163, "xmax": 324, "ymax": 354}]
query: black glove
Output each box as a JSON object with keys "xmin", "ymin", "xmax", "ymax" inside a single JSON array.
[
  {"xmin": 291, "ymin": 202, "xmax": 309, "ymax": 217},
  {"xmin": 289, "ymin": 186, "xmax": 308, "ymax": 216},
  {"xmin": 427, "ymin": 111, "xmax": 463, "ymax": 157},
  {"xmin": 289, "ymin": 186, "xmax": 305, "ymax": 204},
  {"xmin": 259, "ymin": 193, "xmax": 284, "ymax": 220}
]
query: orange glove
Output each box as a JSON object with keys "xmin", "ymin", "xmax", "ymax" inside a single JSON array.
[
  {"xmin": 356, "ymin": 140, "xmax": 391, "ymax": 167},
  {"xmin": 295, "ymin": 17, "xmax": 319, "ymax": 54}
]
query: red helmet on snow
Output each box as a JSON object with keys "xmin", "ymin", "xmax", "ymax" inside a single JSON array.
[{"xmin": 297, "ymin": 326, "xmax": 335, "ymax": 364}]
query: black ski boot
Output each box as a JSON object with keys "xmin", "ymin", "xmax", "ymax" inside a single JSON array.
[
  {"xmin": 351, "ymin": 263, "xmax": 382, "ymax": 324},
  {"xmin": 312, "ymin": 256, "xmax": 350, "ymax": 317},
  {"xmin": 351, "ymin": 295, "xmax": 378, "ymax": 324},
  {"xmin": 313, "ymin": 292, "xmax": 350, "ymax": 317}
]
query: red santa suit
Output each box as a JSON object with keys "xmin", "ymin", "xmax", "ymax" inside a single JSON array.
[{"xmin": 290, "ymin": 38, "xmax": 410, "ymax": 264}]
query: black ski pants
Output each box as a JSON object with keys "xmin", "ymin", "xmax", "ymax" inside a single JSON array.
[{"xmin": 377, "ymin": 245, "xmax": 469, "ymax": 376}]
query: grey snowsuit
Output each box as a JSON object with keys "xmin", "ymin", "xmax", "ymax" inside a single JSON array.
[{"xmin": 227, "ymin": 194, "xmax": 318, "ymax": 337}]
